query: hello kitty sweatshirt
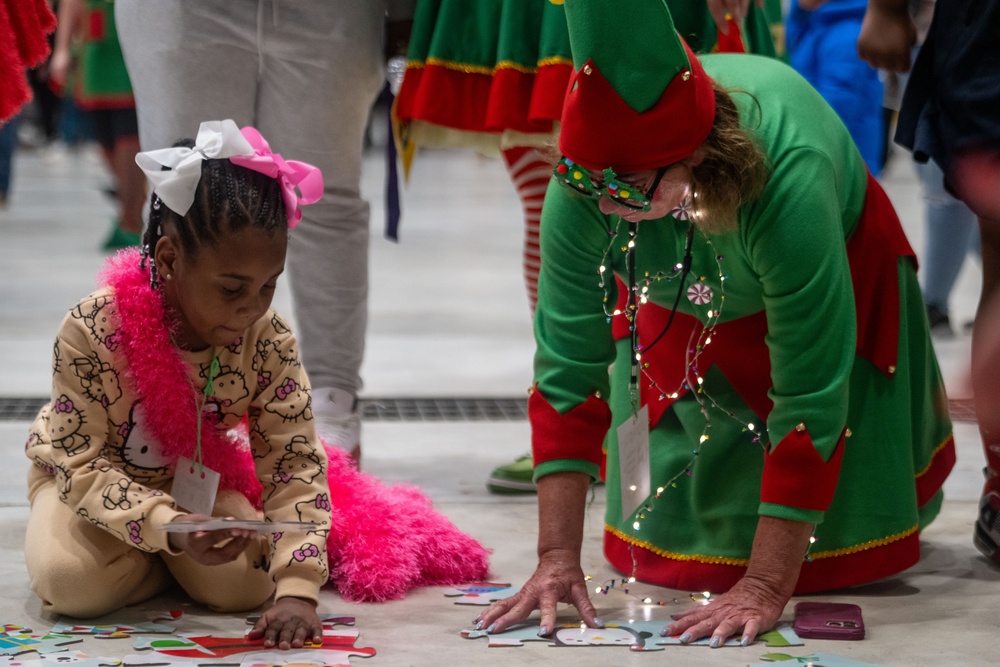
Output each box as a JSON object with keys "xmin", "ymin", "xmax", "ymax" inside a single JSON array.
[{"xmin": 24, "ymin": 251, "xmax": 330, "ymax": 603}]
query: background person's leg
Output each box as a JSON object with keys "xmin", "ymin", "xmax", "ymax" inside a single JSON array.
[{"xmin": 254, "ymin": 0, "xmax": 385, "ymax": 457}]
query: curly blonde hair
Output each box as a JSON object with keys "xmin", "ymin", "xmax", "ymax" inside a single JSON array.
[{"xmin": 688, "ymin": 84, "xmax": 770, "ymax": 234}]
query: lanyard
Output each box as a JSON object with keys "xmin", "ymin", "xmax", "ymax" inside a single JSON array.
[
  {"xmin": 625, "ymin": 221, "xmax": 695, "ymax": 411},
  {"xmin": 193, "ymin": 348, "xmax": 220, "ymax": 472}
]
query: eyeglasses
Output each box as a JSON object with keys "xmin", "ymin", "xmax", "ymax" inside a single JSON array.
[{"xmin": 554, "ymin": 157, "xmax": 669, "ymax": 212}]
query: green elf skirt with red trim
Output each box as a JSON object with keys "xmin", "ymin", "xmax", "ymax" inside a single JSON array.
[
  {"xmin": 394, "ymin": 0, "xmax": 573, "ymax": 154},
  {"xmin": 393, "ymin": 0, "xmax": 782, "ymax": 155},
  {"xmin": 600, "ymin": 175, "xmax": 954, "ymax": 594},
  {"xmin": 75, "ymin": 0, "xmax": 134, "ymax": 110}
]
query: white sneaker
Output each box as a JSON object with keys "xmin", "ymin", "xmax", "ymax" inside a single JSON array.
[{"xmin": 312, "ymin": 386, "xmax": 361, "ymax": 457}]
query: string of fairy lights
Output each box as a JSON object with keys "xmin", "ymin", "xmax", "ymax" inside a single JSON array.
[
  {"xmin": 586, "ymin": 574, "xmax": 715, "ymax": 607},
  {"xmin": 593, "ymin": 193, "xmax": 819, "ymax": 583}
]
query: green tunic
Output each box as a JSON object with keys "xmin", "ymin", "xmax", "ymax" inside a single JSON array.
[
  {"xmin": 76, "ymin": 0, "xmax": 133, "ymax": 109},
  {"xmin": 531, "ymin": 54, "xmax": 954, "ymax": 593}
]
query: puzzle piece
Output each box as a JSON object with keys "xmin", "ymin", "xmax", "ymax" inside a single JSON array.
[
  {"xmin": 462, "ymin": 620, "xmax": 666, "ymax": 651},
  {"xmin": 119, "ymin": 653, "xmax": 236, "ymax": 667},
  {"xmin": 0, "ymin": 650, "xmax": 121, "ymax": 667},
  {"xmin": 240, "ymin": 647, "xmax": 375, "ymax": 667},
  {"xmin": 51, "ymin": 611, "xmax": 182, "ymax": 638},
  {"xmin": 0, "ymin": 633, "xmax": 81, "ymax": 656},
  {"xmin": 1, "ymin": 627, "xmax": 32, "ymax": 635},
  {"xmin": 442, "ymin": 582, "xmax": 518, "ymax": 606},
  {"xmin": 132, "ymin": 630, "xmax": 374, "ymax": 664},
  {"xmin": 757, "ymin": 624, "xmax": 804, "ymax": 647},
  {"xmin": 463, "ymin": 619, "xmax": 802, "ymax": 651},
  {"xmin": 751, "ymin": 652, "xmax": 886, "ymax": 666}
]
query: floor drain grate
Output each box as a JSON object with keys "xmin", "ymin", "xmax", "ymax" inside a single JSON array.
[{"xmin": 0, "ymin": 396, "xmax": 528, "ymax": 422}]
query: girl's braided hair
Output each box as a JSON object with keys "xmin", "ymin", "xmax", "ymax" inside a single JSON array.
[{"xmin": 140, "ymin": 138, "xmax": 287, "ymax": 288}]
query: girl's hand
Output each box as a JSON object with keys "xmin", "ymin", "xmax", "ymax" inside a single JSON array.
[
  {"xmin": 661, "ymin": 574, "xmax": 790, "ymax": 647},
  {"xmin": 473, "ymin": 548, "xmax": 601, "ymax": 636},
  {"xmin": 247, "ymin": 597, "xmax": 323, "ymax": 650},
  {"xmin": 166, "ymin": 514, "xmax": 256, "ymax": 565}
]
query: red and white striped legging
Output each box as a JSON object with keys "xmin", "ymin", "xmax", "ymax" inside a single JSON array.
[{"xmin": 502, "ymin": 146, "xmax": 553, "ymax": 312}]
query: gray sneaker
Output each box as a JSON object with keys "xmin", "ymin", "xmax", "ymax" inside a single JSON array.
[{"xmin": 312, "ymin": 386, "xmax": 361, "ymax": 462}]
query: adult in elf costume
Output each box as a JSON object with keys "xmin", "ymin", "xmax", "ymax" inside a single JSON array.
[
  {"xmin": 394, "ymin": 0, "xmax": 784, "ymax": 494},
  {"xmin": 477, "ymin": 0, "xmax": 954, "ymax": 646}
]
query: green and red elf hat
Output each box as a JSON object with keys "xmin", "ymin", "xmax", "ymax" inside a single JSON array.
[{"xmin": 558, "ymin": 0, "xmax": 716, "ymax": 172}]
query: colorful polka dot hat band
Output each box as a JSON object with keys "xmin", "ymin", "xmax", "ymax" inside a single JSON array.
[{"xmin": 554, "ymin": 156, "xmax": 667, "ymax": 212}]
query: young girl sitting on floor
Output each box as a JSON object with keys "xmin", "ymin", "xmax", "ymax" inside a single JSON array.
[{"xmin": 24, "ymin": 120, "xmax": 488, "ymax": 646}]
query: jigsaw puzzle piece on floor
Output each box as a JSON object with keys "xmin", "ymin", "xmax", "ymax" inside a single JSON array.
[
  {"xmin": 51, "ymin": 610, "xmax": 182, "ymax": 638},
  {"xmin": 0, "ymin": 650, "xmax": 121, "ymax": 667},
  {"xmin": 132, "ymin": 634, "xmax": 278, "ymax": 658},
  {"xmin": 463, "ymin": 618, "xmax": 802, "ymax": 651},
  {"xmin": 0, "ymin": 632, "xmax": 81, "ymax": 656},
  {"xmin": 655, "ymin": 621, "xmax": 802, "ymax": 648},
  {"xmin": 132, "ymin": 629, "xmax": 374, "ymax": 665},
  {"xmin": 442, "ymin": 582, "xmax": 518, "ymax": 606},
  {"xmin": 462, "ymin": 620, "xmax": 667, "ymax": 651},
  {"xmin": 239, "ymin": 644, "xmax": 376, "ymax": 667},
  {"xmin": 756, "ymin": 624, "xmax": 804, "ymax": 647},
  {"xmin": 120, "ymin": 652, "xmax": 236, "ymax": 667},
  {"xmin": 750, "ymin": 652, "xmax": 886, "ymax": 666}
]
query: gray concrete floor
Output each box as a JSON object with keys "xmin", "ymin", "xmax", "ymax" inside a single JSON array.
[{"xmin": 0, "ymin": 138, "xmax": 994, "ymax": 666}]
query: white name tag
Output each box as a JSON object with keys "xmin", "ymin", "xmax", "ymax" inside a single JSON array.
[
  {"xmin": 171, "ymin": 456, "xmax": 220, "ymax": 516},
  {"xmin": 617, "ymin": 405, "xmax": 651, "ymax": 522}
]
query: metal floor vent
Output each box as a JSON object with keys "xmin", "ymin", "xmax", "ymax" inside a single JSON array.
[
  {"xmin": 362, "ymin": 397, "xmax": 527, "ymax": 422},
  {"xmin": 0, "ymin": 396, "xmax": 528, "ymax": 422},
  {"xmin": 0, "ymin": 396, "xmax": 976, "ymax": 424}
]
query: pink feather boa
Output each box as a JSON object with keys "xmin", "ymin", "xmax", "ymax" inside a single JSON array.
[
  {"xmin": 99, "ymin": 249, "xmax": 262, "ymax": 504},
  {"xmin": 100, "ymin": 249, "xmax": 491, "ymax": 601}
]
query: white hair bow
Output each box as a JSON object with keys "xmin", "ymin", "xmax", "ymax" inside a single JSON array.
[{"xmin": 135, "ymin": 119, "xmax": 254, "ymax": 216}]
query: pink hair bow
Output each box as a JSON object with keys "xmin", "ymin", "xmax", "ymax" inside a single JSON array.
[{"xmin": 230, "ymin": 127, "xmax": 324, "ymax": 229}]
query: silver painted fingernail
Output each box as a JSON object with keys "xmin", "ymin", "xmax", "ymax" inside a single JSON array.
[
  {"xmin": 741, "ymin": 635, "xmax": 751, "ymax": 647},
  {"xmin": 537, "ymin": 627, "xmax": 548, "ymax": 637},
  {"xmin": 710, "ymin": 636, "xmax": 721, "ymax": 648},
  {"xmin": 486, "ymin": 623, "xmax": 496, "ymax": 634},
  {"xmin": 474, "ymin": 620, "xmax": 484, "ymax": 630},
  {"xmin": 593, "ymin": 617, "xmax": 605, "ymax": 628},
  {"xmin": 679, "ymin": 632, "xmax": 692, "ymax": 643}
]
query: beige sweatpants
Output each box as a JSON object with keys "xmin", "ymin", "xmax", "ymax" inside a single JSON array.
[{"xmin": 25, "ymin": 480, "xmax": 275, "ymax": 618}]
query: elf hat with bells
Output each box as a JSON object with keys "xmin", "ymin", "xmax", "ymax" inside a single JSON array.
[{"xmin": 558, "ymin": 0, "xmax": 716, "ymax": 173}]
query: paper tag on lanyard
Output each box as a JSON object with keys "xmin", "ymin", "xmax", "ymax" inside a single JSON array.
[
  {"xmin": 171, "ymin": 353, "xmax": 222, "ymax": 515},
  {"xmin": 617, "ymin": 405, "xmax": 651, "ymax": 522},
  {"xmin": 171, "ymin": 456, "xmax": 220, "ymax": 515}
]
